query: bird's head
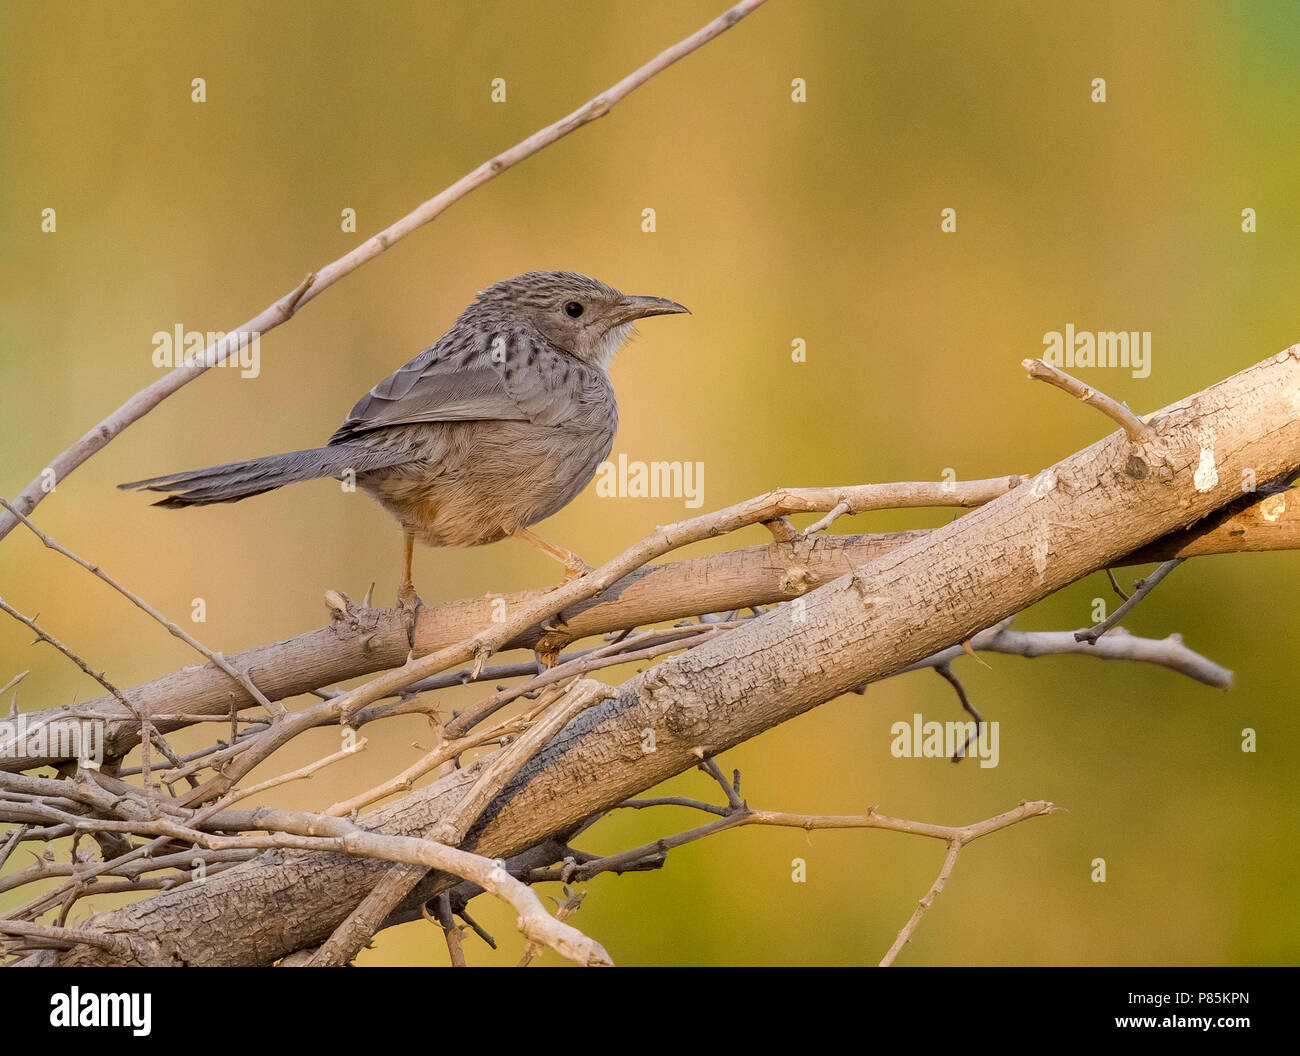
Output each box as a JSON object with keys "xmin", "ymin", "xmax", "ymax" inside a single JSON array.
[{"xmin": 472, "ymin": 270, "xmax": 688, "ymax": 369}]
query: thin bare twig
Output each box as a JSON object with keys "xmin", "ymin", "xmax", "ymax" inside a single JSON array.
[
  {"xmin": 427, "ymin": 893, "xmax": 467, "ymax": 967},
  {"xmin": 0, "ymin": 919, "xmax": 145, "ymax": 960},
  {"xmin": 0, "ymin": 595, "xmax": 175, "ymax": 802},
  {"xmin": 899, "ymin": 617, "xmax": 1230, "ymax": 689},
  {"xmin": 698, "ymin": 757, "xmax": 745, "ymax": 810},
  {"xmin": 527, "ymin": 788, "xmax": 1052, "ymax": 967},
  {"xmin": 1104, "ymin": 567, "xmax": 1131, "ymax": 602},
  {"xmin": 1, "ymin": 498, "xmax": 282, "ymax": 715},
  {"xmin": 307, "ymin": 679, "xmax": 615, "ymax": 967},
  {"xmin": 1021, "ymin": 357, "xmax": 1154, "ymax": 442},
  {"xmin": 212, "ymin": 739, "xmax": 368, "ymax": 810},
  {"xmin": 1074, "ymin": 560, "xmax": 1185, "ymax": 645},
  {"xmin": 933, "ymin": 662, "xmax": 983, "ymax": 762},
  {"xmin": 4, "ymin": 790, "xmax": 613, "ymax": 966},
  {"xmin": 0, "ymin": 597, "xmax": 138, "ymax": 724},
  {"xmin": 804, "ymin": 499, "xmax": 852, "ymax": 536},
  {"xmin": 518, "ymin": 887, "xmax": 585, "ymax": 967},
  {"xmin": 444, "ymin": 622, "xmax": 734, "ymax": 738},
  {"xmin": 877, "ymin": 800, "xmax": 1054, "ymax": 966}
]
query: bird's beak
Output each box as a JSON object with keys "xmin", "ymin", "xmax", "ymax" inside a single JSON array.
[{"xmin": 614, "ymin": 295, "xmax": 690, "ymax": 325}]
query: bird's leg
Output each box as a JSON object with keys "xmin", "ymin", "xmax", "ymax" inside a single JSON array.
[
  {"xmin": 398, "ymin": 530, "xmax": 422, "ymax": 648},
  {"xmin": 510, "ymin": 526, "xmax": 593, "ymax": 582}
]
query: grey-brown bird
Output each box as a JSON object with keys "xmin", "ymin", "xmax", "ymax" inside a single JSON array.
[{"xmin": 120, "ymin": 271, "xmax": 688, "ymax": 622}]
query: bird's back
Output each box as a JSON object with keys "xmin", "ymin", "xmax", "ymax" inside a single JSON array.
[{"xmin": 340, "ymin": 312, "xmax": 619, "ymax": 547}]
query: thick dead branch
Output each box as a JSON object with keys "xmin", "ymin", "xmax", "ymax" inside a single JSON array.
[
  {"xmin": 4, "ymin": 479, "xmax": 1292, "ymax": 773},
  {"xmin": 1, "ymin": 478, "xmax": 1027, "ymax": 772},
  {"xmin": 1022, "ymin": 357, "xmax": 1154, "ymax": 442}
]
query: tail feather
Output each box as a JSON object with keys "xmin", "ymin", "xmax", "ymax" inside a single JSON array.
[{"xmin": 119, "ymin": 444, "xmax": 408, "ymax": 508}]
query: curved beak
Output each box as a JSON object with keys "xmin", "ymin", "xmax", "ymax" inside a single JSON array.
[{"xmin": 614, "ymin": 295, "xmax": 690, "ymax": 325}]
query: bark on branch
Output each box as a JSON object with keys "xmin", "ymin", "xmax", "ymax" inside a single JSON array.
[{"xmin": 3, "ymin": 476, "xmax": 1292, "ymax": 772}]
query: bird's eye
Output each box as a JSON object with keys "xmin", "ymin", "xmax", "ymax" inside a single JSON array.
[{"xmin": 564, "ymin": 301, "xmax": 584, "ymax": 318}]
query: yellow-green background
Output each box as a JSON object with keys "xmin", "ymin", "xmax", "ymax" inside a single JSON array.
[{"xmin": 2, "ymin": 0, "xmax": 1297, "ymax": 966}]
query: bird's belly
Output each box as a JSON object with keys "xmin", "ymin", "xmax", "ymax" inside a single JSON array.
[{"xmin": 356, "ymin": 420, "xmax": 613, "ymax": 548}]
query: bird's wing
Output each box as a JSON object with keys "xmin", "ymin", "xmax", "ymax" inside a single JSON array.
[{"xmin": 327, "ymin": 334, "xmax": 581, "ymax": 445}]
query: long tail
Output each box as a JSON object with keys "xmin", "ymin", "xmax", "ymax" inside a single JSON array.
[{"xmin": 118, "ymin": 444, "xmax": 409, "ymax": 508}]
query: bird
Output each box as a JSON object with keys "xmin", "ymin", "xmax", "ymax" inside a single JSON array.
[{"xmin": 120, "ymin": 271, "xmax": 689, "ymax": 634}]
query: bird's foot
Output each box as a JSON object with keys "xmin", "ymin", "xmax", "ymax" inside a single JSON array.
[
  {"xmin": 560, "ymin": 556, "xmax": 593, "ymax": 583},
  {"xmin": 397, "ymin": 583, "xmax": 423, "ymax": 649},
  {"xmin": 510, "ymin": 527, "xmax": 592, "ymax": 583}
]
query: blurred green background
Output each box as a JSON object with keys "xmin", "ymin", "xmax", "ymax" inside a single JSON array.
[{"xmin": 2, "ymin": 0, "xmax": 1298, "ymax": 966}]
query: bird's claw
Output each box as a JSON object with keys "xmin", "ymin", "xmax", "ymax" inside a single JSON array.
[
  {"xmin": 561, "ymin": 558, "xmax": 593, "ymax": 583},
  {"xmin": 471, "ymin": 643, "xmax": 493, "ymax": 680},
  {"xmin": 398, "ymin": 585, "xmax": 423, "ymax": 650}
]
